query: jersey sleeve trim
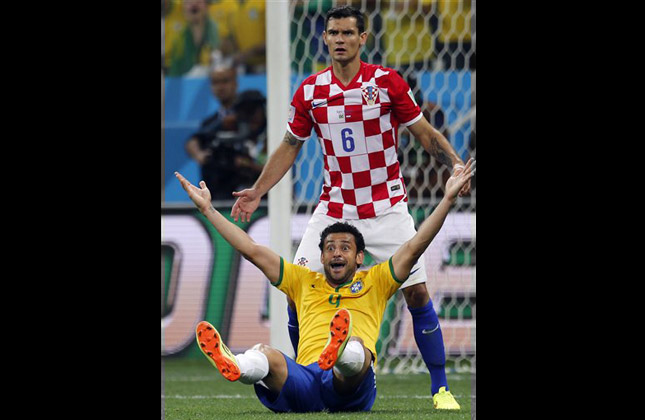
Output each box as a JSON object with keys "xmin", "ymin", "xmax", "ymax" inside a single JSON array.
[
  {"xmin": 400, "ymin": 112, "xmax": 423, "ymax": 127},
  {"xmin": 388, "ymin": 257, "xmax": 407, "ymax": 284},
  {"xmin": 271, "ymin": 257, "xmax": 285, "ymax": 287},
  {"xmin": 286, "ymin": 125, "xmax": 310, "ymax": 141}
]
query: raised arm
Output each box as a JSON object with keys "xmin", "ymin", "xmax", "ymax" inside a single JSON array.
[
  {"xmin": 407, "ymin": 116, "xmax": 471, "ymax": 196},
  {"xmin": 390, "ymin": 158, "xmax": 476, "ymax": 281},
  {"xmin": 230, "ymin": 131, "xmax": 304, "ymax": 222},
  {"xmin": 175, "ymin": 172, "xmax": 281, "ymax": 283}
]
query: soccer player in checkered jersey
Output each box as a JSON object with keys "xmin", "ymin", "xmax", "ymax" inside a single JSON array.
[{"xmin": 231, "ymin": 5, "xmax": 469, "ymax": 410}]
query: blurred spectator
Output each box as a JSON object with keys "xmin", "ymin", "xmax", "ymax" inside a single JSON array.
[
  {"xmin": 162, "ymin": 0, "xmax": 186, "ymax": 73},
  {"xmin": 207, "ymin": 0, "xmax": 239, "ymax": 67},
  {"xmin": 229, "ymin": 0, "xmax": 266, "ymax": 73},
  {"xmin": 382, "ymin": 0, "xmax": 437, "ymax": 70},
  {"xmin": 397, "ymin": 71, "xmax": 451, "ymax": 200},
  {"xmin": 166, "ymin": 0, "xmax": 221, "ymax": 77},
  {"xmin": 185, "ymin": 65, "xmax": 267, "ymax": 200},
  {"xmin": 435, "ymin": 0, "xmax": 475, "ymax": 70}
]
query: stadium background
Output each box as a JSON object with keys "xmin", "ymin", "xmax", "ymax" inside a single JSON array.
[{"xmin": 162, "ymin": 0, "xmax": 475, "ymax": 377}]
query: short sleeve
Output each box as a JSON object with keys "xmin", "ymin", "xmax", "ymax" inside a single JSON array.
[
  {"xmin": 272, "ymin": 258, "xmax": 307, "ymax": 303},
  {"xmin": 287, "ymin": 82, "xmax": 314, "ymax": 140},
  {"xmin": 370, "ymin": 259, "xmax": 405, "ymax": 300},
  {"xmin": 387, "ymin": 71, "xmax": 423, "ymax": 127}
]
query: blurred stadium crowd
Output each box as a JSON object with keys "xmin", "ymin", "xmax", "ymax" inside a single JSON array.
[
  {"xmin": 162, "ymin": 0, "xmax": 475, "ymax": 203},
  {"xmin": 162, "ymin": 0, "xmax": 474, "ymax": 77},
  {"xmin": 162, "ymin": 0, "xmax": 267, "ymax": 76}
]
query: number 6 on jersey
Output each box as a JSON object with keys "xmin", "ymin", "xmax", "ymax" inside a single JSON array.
[
  {"xmin": 330, "ymin": 122, "xmax": 366, "ymax": 156},
  {"xmin": 341, "ymin": 128, "xmax": 354, "ymax": 152}
]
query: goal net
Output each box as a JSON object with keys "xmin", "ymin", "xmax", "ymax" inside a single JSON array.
[{"xmin": 288, "ymin": 0, "xmax": 476, "ymax": 374}]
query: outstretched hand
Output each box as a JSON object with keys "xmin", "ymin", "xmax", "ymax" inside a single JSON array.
[
  {"xmin": 445, "ymin": 158, "xmax": 476, "ymax": 201},
  {"xmin": 175, "ymin": 172, "xmax": 212, "ymax": 213},
  {"xmin": 231, "ymin": 188, "xmax": 261, "ymax": 223},
  {"xmin": 453, "ymin": 161, "xmax": 473, "ymax": 197}
]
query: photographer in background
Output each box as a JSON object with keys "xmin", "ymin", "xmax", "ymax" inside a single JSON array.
[{"xmin": 185, "ymin": 65, "xmax": 267, "ymax": 200}]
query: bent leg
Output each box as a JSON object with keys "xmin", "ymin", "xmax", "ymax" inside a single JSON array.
[
  {"xmin": 331, "ymin": 337, "xmax": 373, "ymax": 395},
  {"xmin": 248, "ymin": 343, "xmax": 289, "ymax": 393}
]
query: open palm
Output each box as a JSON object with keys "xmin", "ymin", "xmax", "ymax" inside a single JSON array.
[
  {"xmin": 230, "ymin": 188, "xmax": 261, "ymax": 222},
  {"xmin": 175, "ymin": 172, "xmax": 212, "ymax": 212},
  {"xmin": 445, "ymin": 158, "xmax": 476, "ymax": 200}
]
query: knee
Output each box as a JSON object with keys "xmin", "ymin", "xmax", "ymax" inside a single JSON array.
[
  {"xmin": 402, "ymin": 283, "xmax": 430, "ymax": 308},
  {"xmin": 248, "ymin": 343, "xmax": 288, "ymax": 390},
  {"xmin": 349, "ymin": 336, "xmax": 364, "ymax": 345},
  {"xmin": 252, "ymin": 343, "xmax": 274, "ymax": 357},
  {"xmin": 252, "ymin": 344, "xmax": 286, "ymax": 370},
  {"xmin": 249, "ymin": 343, "xmax": 273, "ymax": 362}
]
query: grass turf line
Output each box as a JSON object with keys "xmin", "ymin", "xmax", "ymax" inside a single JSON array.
[{"xmin": 163, "ymin": 359, "xmax": 473, "ymax": 419}]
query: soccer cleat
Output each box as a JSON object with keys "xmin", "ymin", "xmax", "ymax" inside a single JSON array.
[
  {"xmin": 317, "ymin": 308, "xmax": 352, "ymax": 370},
  {"xmin": 195, "ymin": 321, "xmax": 240, "ymax": 381},
  {"xmin": 433, "ymin": 386, "xmax": 461, "ymax": 410}
]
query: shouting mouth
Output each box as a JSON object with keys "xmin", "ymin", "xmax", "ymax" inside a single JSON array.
[{"xmin": 330, "ymin": 260, "xmax": 346, "ymax": 273}]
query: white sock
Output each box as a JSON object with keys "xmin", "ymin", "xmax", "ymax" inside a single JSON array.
[
  {"xmin": 332, "ymin": 340, "xmax": 365, "ymax": 377},
  {"xmin": 235, "ymin": 346, "xmax": 269, "ymax": 385}
]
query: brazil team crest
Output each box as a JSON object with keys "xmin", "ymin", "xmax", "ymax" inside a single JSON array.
[
  {"xmin": 361, "ymin": 84, "xmax": 379, "ymax": 106},
  {"xmin": 350, "ymin": 281, "xmax": 363, "ymax": 294}
]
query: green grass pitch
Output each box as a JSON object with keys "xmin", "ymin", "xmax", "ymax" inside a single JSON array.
[{"xmin": 162, "ymin": 358, "xmax": 474, "ymax": 419}]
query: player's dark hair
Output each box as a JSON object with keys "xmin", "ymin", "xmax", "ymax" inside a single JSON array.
[
  {"xmin": 325, "ymin": 5, "xmax": 365, "ymax": 34},
  {"xmin": 318, "ymin": 222, "xmax": 366, "ymax": 253}
]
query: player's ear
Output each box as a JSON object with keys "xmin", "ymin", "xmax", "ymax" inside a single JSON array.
[
  {"xmin": 322, "ymin": 31, "xmax": 328, "ymax": 46},
  {"xmin": 359, "ymin": 32, "xmax": 368, "ymax": 46},
  {"xmin": 356, "ymin": 250, "xmax": 364, "ymax": 265}
]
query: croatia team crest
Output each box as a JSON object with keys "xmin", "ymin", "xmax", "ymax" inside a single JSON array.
[
  {"xmin": 361, "ymin": 84, "xmax": 379, "ymax": 106},
  {"xmin": 350, "ymin": 281, "xmax": 363, "ymax": 294}
]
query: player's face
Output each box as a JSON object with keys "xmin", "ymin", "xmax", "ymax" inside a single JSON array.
[
  {"xmin": 321, "ymin": 233, "xmax": 364, "ymax": 285},
  {"xmin": 323, "ymin": 17, "xmax": 367, "ymax": 65}
]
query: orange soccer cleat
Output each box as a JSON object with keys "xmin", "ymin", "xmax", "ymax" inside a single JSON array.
[
  {"xmin": 317, "ymin": 308, "xmax": 353, "ymax": 370},
  {"xmin": 195, "ymin": 321, "xmax": 240, "ymax": 381}
]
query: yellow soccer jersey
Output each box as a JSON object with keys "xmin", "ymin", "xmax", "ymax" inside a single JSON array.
[
  {"xmin": 273, "ymin": 258, "xmax": 406, "ymax": 366},
  {"xmin": 231, "ymin": 0, "xmax": 265, "ymax": 67}
]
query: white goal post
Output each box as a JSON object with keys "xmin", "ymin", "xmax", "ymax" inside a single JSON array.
[{"xmin": 266, "ymin": 0, "xmax": 293, "ymax": 357}]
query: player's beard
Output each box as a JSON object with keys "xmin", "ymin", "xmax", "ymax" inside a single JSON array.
[{"xmin": 323, "ymin": 259, "xmax": 356, "ymax": 286}]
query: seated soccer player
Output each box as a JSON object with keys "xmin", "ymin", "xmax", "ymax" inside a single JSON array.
[{"xmin": 174, "ymin": 158, "xmax": 474, "ymax": 413}]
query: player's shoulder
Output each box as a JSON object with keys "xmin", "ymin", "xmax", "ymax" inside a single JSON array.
[
  {"xmin": 284, "ymin": 259, "xmax": 318, "ymax": 277},
  {"xmin": 298, "ymin": 66, "xmax": 334, "ymax": 87},
  {"xmin": 363, "ymin": 260, "xmax": 393, "ymax": 278},
  {"xmin": 277, "ymin": 260, "xmax": 318, "ymax": 288},
  {"xmin": 361, "ymin": 62, "xmax": 401, "ymax": 81}
]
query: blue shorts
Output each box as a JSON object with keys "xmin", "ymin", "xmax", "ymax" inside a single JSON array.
[{"xmin": 253, "ymin": 353, "xmax": 377, "ymax": 413}]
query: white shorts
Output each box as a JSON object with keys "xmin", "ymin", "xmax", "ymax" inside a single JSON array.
[{"xmin": 292, "ymin": 201, "xmax": 426, "ymax": 289}]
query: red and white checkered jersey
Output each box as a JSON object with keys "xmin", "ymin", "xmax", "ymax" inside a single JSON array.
[{"xmin": 287, "ymin": 61, "xmax": 422, "ymax": 219}]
